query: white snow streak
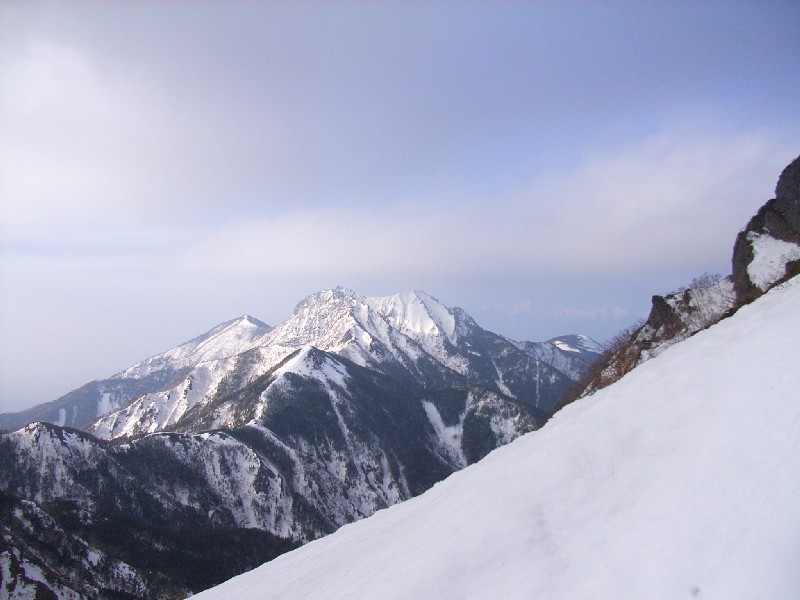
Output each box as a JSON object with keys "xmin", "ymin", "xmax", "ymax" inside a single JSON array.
[{"xmin": 422, "ymin": 401, "xmax": 466, "ymax": 469}]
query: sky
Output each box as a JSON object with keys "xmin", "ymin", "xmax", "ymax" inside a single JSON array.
[{"xmin": 1, "ymin": 1, "xmax": 799, "ymax": 413}]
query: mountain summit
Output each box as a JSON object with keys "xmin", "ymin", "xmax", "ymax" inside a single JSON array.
[{"xmin": 1, "ymin": 288, "xmax": 598, "ymax": 439}]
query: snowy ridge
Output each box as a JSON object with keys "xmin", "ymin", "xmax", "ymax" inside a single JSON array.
[
  {"xmin": 196, "ymin": 276, "xmax": 800, "ymax": 600},
  {"xmin": 0, "ymin": 316, "xmax": 274, "ymax": 434},
  {"xmin": 635, "ymin": 276, "xmax": 737, "ymax": 364},
  {"xmin": 268, "ymin": 287, "xmax": 470, "ymax": 377},
  {"xmin": 117, "ymin": 315, "xmax": 272, "ymax": 379},
  {"xmin": 77, "ymin": 288, "xmax": 588, "ymax": 440},
  {"xmin": 511, "ymin": 334, "xmax": 602, "ymax": 381},
  {"xmin": 367, "ymin": 290, "xmax": 458, "ymax": 344}
]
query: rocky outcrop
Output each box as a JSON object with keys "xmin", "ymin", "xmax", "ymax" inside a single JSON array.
[
  {"xmin": 563, "ymin": 274, "xmax": 736, "ymax": 404},
  {"xmin": 732, "ymin": 155, "xmax": 800, "ymax": 302},
  {"xmin": 639, "ymin": 154, "xmax": 800, "ymax": 358},
  {"xmin": 775, "ymin": 153, "xmax": 800, "ymax": 231},
  {"xmin": 634, "ymin": 275, "xmax": 736, "ymax": 361}
]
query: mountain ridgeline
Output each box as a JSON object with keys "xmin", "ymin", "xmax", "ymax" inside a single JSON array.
[{"xmin": 0, "ymin": 289, "xmax": 600, "ymax": 598}]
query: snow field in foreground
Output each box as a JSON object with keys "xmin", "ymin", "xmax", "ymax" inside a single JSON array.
[{"xmin": 195, "ymin": 277, "xmax": 800, "ymax": 600}]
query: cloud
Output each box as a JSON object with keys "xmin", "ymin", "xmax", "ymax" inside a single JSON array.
[
  {"xmin": 553, "ymin": 306, "xmax": 632, "ymax": 321},
  {"xmin": 179, "ymin": 123, "xmax": 797, "ymax": 285},
  {"xmin": 491, "ymin": 298, "xmax": 630, "ymax": 323},
  {"xmin": 514, "ymin": 123, "xmax": 796, "ymax": 272},
  {"xmin": 2, "ymin": 2, "xmax": 799, "ymax": 412},
  {"xmin": 180, "ymin": 207, "xmax": 456, "ymax": 276},
  {"xmin": 0, "ymin": 38, "xmax": 167, "ymax": 230}
]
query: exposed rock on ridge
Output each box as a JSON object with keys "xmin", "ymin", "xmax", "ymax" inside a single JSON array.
[
  {"xmin": 732, "ymin": 154, "xmax": 800, "ymax": 301},
  {"xmin": 565, "ymin": 154, "xmax": 800, "ymax": 403}
]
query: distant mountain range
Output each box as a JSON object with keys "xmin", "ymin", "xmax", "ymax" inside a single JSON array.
[
  {"xmin": 0, "ymin": 288, "xmax": 600, "ymax": 598},
  {"xmin": 1, "ymin": 289, "xmax": 600, "ymax": 437}
]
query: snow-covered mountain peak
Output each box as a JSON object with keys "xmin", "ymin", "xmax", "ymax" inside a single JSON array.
[
  {"xmin": 268, "ymin": 288, "xmax": 365, "ymax": 350},
  {"xmin": 238, "ymin": 314, "xmax": 270, "ymax": 329},
  {"xmin": 187, "ymin": 314, "xmax": 271, "ymax": 345},
  {"xmin": 116, "ymin": 315, "xmax": 272, "ymax": 380},
  {"xmin": 366, "ymin": 290, "xmax": 458, "ymax": 344},
  {"xmin": 293, "ymin": 287, "xmax": 360, "ymax": 310},
  {"xmin": 3, "ymin": 284, "xmax": 597, "ymax": 439},
  {"xmin": 270, "ymin": 288, "xmax": 468, "ymax": 355}
]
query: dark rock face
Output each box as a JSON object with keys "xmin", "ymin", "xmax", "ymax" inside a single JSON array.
[
  {"xmin": 635, "ymin": 274, "xmax": 735, "ymax": 358},
  {"xmin": 775, "ymin": 154, "xmax": 800, "ymax": 232},
  {"xmin": 644, "ymin": 294, "xmax": 685, "ymax": 342},
  {"xmin": 732, "ymin": 155, "xmax": 800, "ymax": 302},
  {"xmin": 0, "ymin": 487, "xmax": 298, "ymax": 599}
]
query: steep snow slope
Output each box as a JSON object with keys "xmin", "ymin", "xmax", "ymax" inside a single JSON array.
[{"xmin": 197, "ymin": 276, "xmax": 800, "ymax": 600}]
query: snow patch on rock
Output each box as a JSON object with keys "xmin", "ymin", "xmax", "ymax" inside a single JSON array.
[{"xmin": 747, "ymin": 232, "xmax": 800, "ymax": 291}]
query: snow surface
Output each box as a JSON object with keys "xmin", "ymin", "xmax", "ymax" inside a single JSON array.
[
  {"xmin": 195, "ymin": 275, "xmax": 800, "ymax": 600},
  {"xmin": 747, "ymin": 232, "xmax": 800, "ymax": 290},
  {"xmin": 117, "ymin": 315, "xmax": 272, "ymax": 379},
  {"xmin": 367, "ymin": 290, "xmax": 457, "ymax": 344},
  {"xmin": 422, "ymin": 401, "xmax": 466, "ymax": 469},
  {"xmin": 553, "ymin": 339, "xmax": 581, "ymax": 353},
  {"xmin": 95, "ymin": 391, "xmax": 119, "ymax": 418}
]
